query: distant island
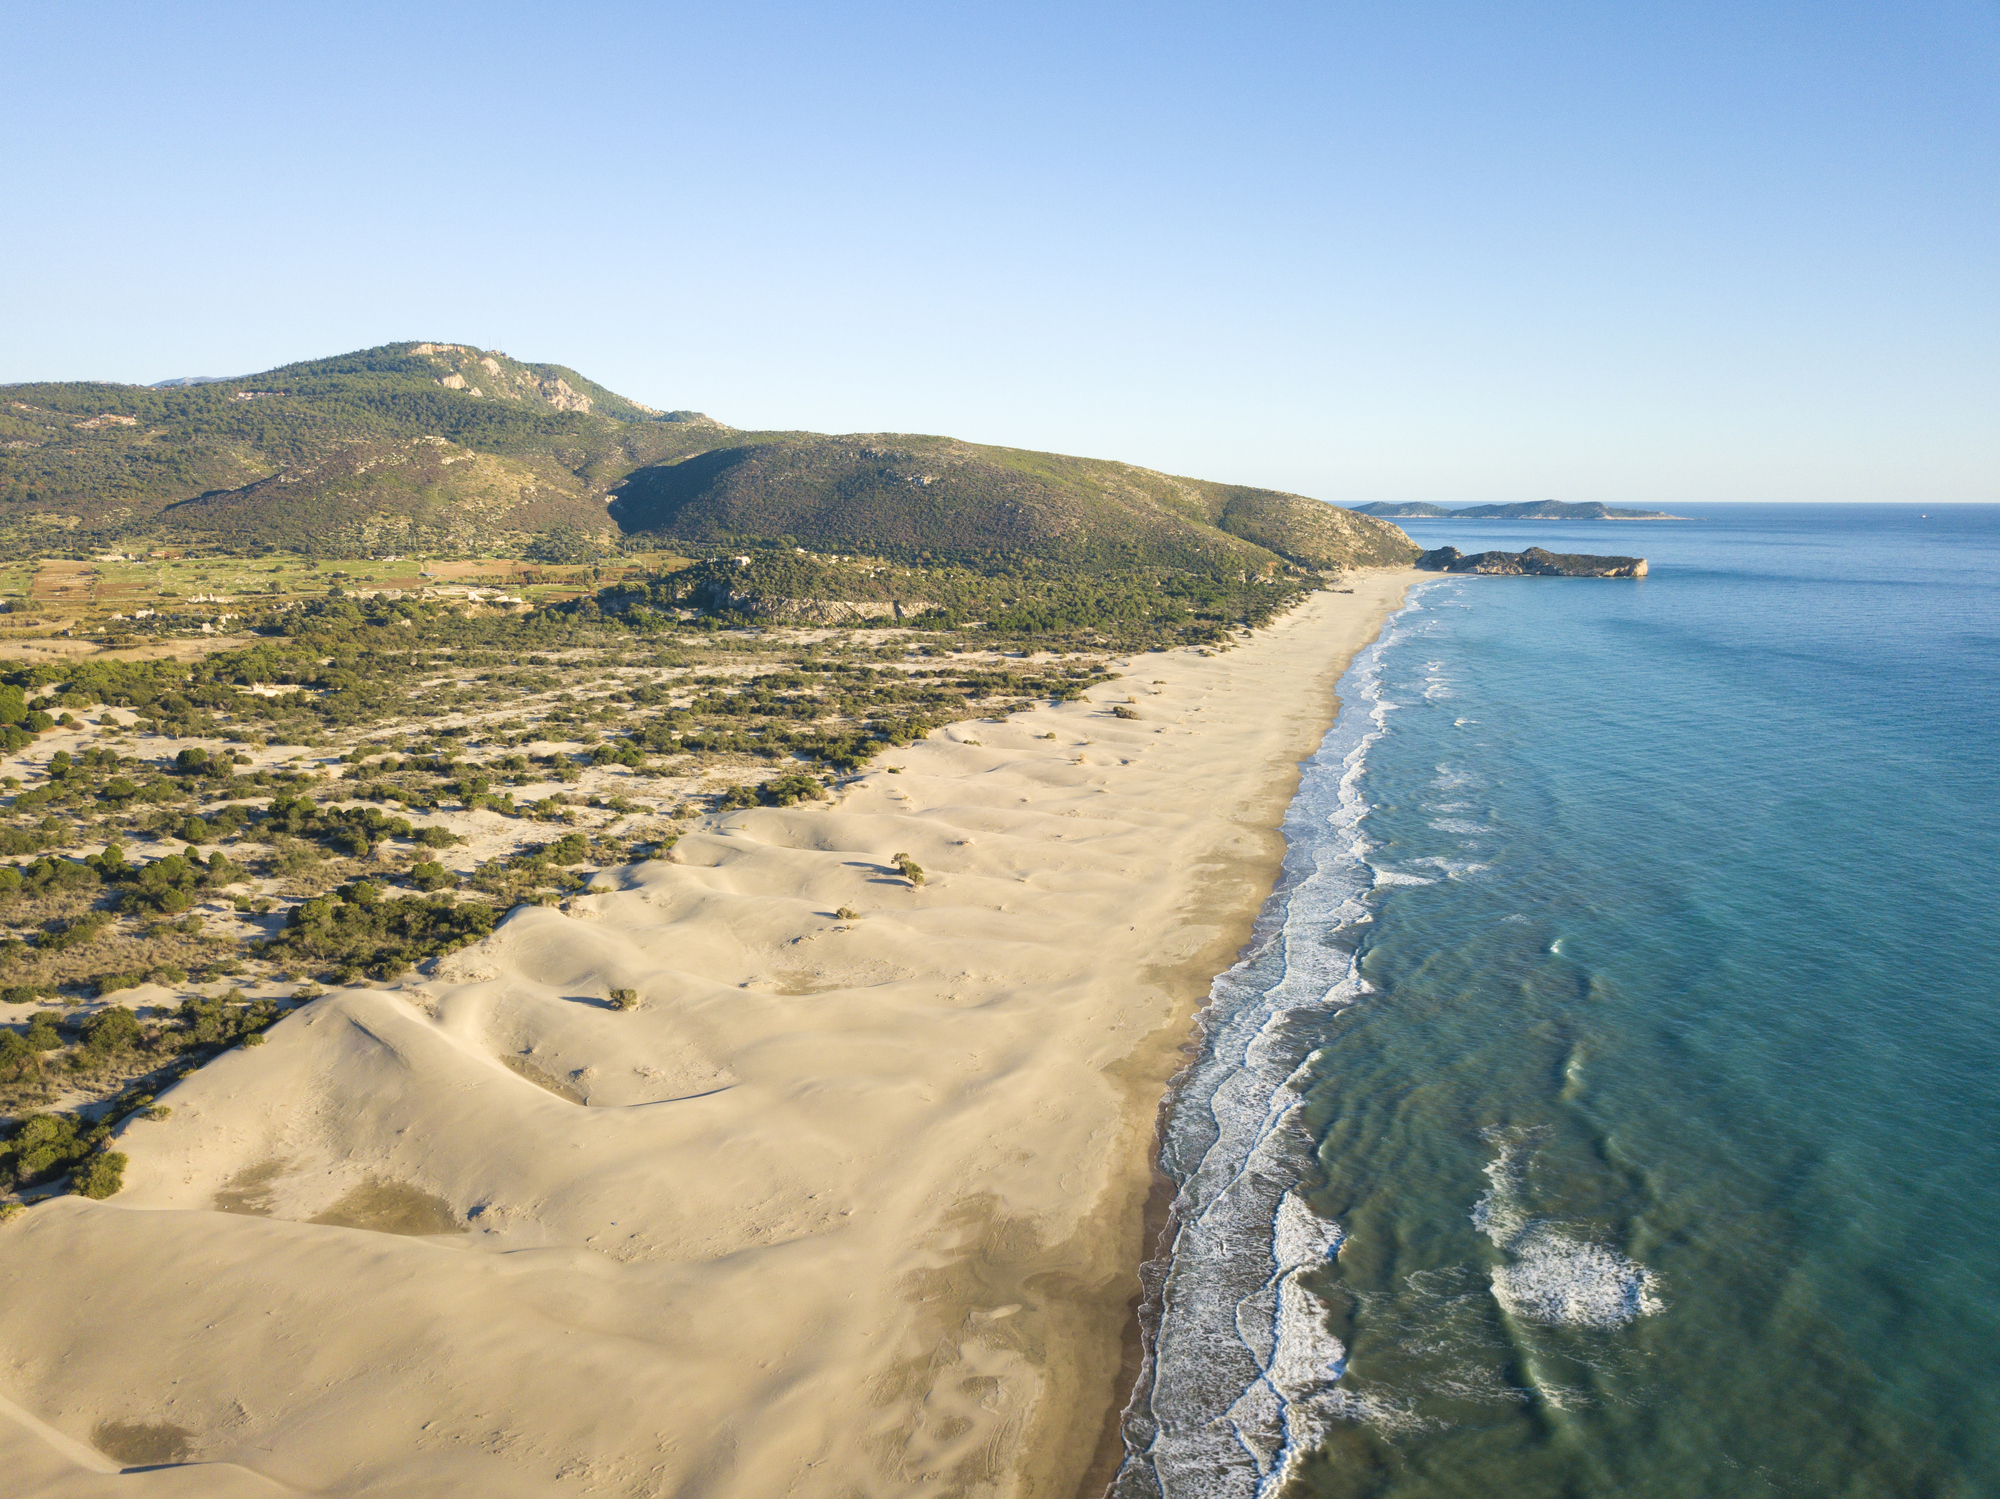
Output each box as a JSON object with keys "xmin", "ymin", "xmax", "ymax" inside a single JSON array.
[
  {"xmin": 1416, "ymin": 544, "xmax": 1647, "ymax": 577},
  {"xmin": 1349, "ymin": 500, "xmax": 1684, "ymax": 520}
]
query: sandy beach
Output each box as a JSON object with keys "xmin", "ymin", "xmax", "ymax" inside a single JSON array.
[{"xmin": 0, "ymin": 570, "xmax": 1416, "ymax": 1499}]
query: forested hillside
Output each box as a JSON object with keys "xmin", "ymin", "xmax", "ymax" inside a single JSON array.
[
  {"xmin": 607, "ymin": 434, "xmax": 1416, "ymax": 573},
  {"xmin": 2, "ymin": 342, "xmax": 1416, "ymax": 573}
]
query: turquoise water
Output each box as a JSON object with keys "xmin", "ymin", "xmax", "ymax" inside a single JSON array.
[{"xmin": 1116, "ymin": 505, "xmax": 2000, "ymax": 1499}]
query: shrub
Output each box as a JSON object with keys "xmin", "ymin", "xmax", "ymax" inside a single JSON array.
[
  {"xmin": 409, "ymin": 860, "xmax": 456, "ymax": 892},
  {"xmin": 0, "ymin": 1031, "xmax": 36, "ymax": 1080},
  {"xmin": 835, "ymin": 906, "xmax": 859, "ymax": 921},
  {"xmin": 72, "ymin": 1150, "xmax": 126, "ymax": 1199},
  {"xmin": 892, "ymin": 852, "xmax": 926, "ymax": 886},
  {"xmin": 79, "ymin": 1005, "xmax": 141, "ymax": 1053},
  {"xmin": 1, "ymin": 1113, "xmax": 99, "ymax": 1191},
  {"xmin": 114, "ymin": 850, "xmax": 237, "ymax": 913},
  {"xmin": 170, "ymin": 991, "xmax": 281, "ymax": 1049},
  {"xmin": 19, "ymin": 857, "xmax": 104, "ymax": 899},
  {"xmin": 759, "ymin": 773, "xmax": 825, "ymax": 807},
  {"xmin": 36, "ymin": 911, "xmax": 112, "ymax": 955},
  {"xmin": 261, "ymin": 886, "xmax": 497, "ymax": 980},
  {"xmin": 609, "ymin": 987, "xmax": 639, "ymax": 1011}
]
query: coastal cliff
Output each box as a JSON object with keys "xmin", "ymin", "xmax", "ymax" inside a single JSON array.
[{"xmin": 1416, "ymin": 545, "xmax": 1648, "ymax": 577}]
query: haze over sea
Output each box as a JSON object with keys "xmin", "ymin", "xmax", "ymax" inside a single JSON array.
[{"xmin": 1117, "ymin": 504, "xmax": 2000, "ymax": 1498}]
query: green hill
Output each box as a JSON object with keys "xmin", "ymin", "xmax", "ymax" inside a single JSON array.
[
  {"xmin": 2, "ymin": 341, "xmax": 1416, "ymax": 572},
  {"xmin": 608, "ymin": 433, "xmax": 1415, "ymax": 573},
  {"xmin": 0, "ymin": 342, "xmax": 719, "ymax": 553}
]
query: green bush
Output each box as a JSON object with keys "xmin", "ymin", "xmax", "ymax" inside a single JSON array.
[
  {"xmin": 36, "ymin": 911, "xmax": 111, "ymax": 952},
  {"xmin": 170, "ymin": 991, "xmax": 280, "ymax": 1049},
  {"xmin": 72, "ymin": 1150, "xmax": 126, "ymax": 1199},
  {"xmin": 262, "ymin": 885, "xmax": 498, "ymax": 980},
  {"xmin": 0, "ymin": 1030, "xmax": 36, "ymax": 1080},
  {"xmin": 759, "ymin": 773, "xmax": 825, "ymax": 807},
  {"xmin": 0, "ymin": 1113, "xmax": 101, "ymax": 1191},
  {"xmin": 79, "ymin": 1005, "xmax": 141, "ymax": 1052},
  {"xmin": 409, "ymin": 860, "xmax": 456, "ymax": 892}
]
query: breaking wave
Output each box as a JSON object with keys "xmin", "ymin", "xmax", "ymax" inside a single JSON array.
[
  {"xmin": 1112, "ymin": 587, "xmax": 1445, "ymax": 1498},
  {"xmin": 1475, "ymin": 1131, "xmax": 1664, "ymax": 1328}
]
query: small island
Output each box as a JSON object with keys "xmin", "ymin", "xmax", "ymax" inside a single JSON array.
[
  {"xmin": 1351, "ymin": 500, "xmax": 1684, "ymax": 520},
  {"xmin": 1416, "ymin": 545, "xmax": 1648, "ymax": 577}
]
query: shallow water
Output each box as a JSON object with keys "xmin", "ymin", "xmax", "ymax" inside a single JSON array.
[{"xmin": 1116, "ymin": 505, "xmax": 2000, "ymax": 1498}]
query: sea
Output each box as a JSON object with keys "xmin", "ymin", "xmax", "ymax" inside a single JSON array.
[{"xmin": 1112, "ymin": 504, "xmax": 2000, "ymax": 1499}]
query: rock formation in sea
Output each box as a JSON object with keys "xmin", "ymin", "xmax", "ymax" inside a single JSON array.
[{"xmin": 1415, "ymin": 545, "xmax": 1648, "ymax": 577}]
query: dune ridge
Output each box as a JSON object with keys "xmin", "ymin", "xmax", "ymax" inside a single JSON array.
[{"xmin": 0, "ymin": 570, "xmax": 1416, "ymax": 1498}]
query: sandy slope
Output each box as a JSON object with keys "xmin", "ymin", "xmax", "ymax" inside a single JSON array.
[{"xmin": 0, "ymin": 572, "xmax": 1415, "ymax": 1499}]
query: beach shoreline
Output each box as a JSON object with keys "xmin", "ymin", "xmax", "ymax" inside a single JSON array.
[{"xmin": 0, "ymin": 570, "xmax": 1418, "ymax": 1499}]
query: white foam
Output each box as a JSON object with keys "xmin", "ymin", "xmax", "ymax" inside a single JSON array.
[
  {"xmin": 1409, "ymin": 856, "xmax": 1492, "ymax": 878},
  {"xmin": 1473, "ymin": 1134, "xmax": 1663, "ymax": 1329},
  {"xmin": 1428, "ymin": 817, "xmax": 1490, "ymax": 836},
  {"xmin": 1112, "ymin": 587, "xmax": 1455, "ymax": 1499},
  {"xmin": 1489, "ymin": 1231, "xmax": 1663, "ymax": 1327}
]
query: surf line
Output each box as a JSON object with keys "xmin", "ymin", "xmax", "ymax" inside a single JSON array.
[{"xmin": 1104, "ymin": 587, "xmax": 1441, "ymax": 1498}]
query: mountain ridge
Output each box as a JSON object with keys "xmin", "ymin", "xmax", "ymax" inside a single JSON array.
[{"xmin": 2, "ymin": 342, "xmax": 1417, "ymax": 574}]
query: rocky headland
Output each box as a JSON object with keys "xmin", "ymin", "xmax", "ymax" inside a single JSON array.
[{"xmin": 1416, "ymin": 545, "xmax": 1648, "ymax": 577}]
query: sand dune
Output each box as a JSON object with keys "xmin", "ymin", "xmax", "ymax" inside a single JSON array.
[{"xmin": 0, "ymin": 572, "xmax": 1415, "ymax": 1498}]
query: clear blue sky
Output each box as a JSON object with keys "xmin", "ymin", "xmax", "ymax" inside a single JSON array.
[{"xmin": 4, "ymin": 1, "xmax": 1994, "ymax": 505}]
